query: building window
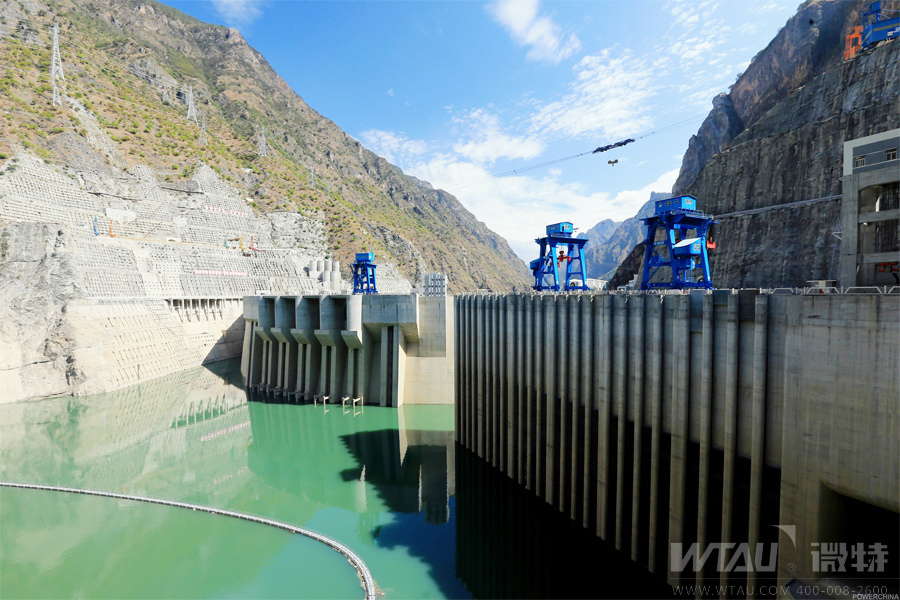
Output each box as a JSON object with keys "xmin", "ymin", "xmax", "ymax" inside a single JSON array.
[
  {"xmin": 887, "ymin": 148, "xmax": 898, "ymax": 161},
  {"xmin": 855, "ymin": 155, "xmax": 866, "ymax": 168}
]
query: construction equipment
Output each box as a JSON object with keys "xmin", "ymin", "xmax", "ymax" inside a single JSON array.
[
  {"xmin": 640, "ymin": 195, "xmax": 716, "ymax": 290},
  {"xmin": 351, "ymin": 253, "xmax": 378, "ymax": 294},
  {"xmin": 530, "ymin": 222, "xmax": 589, "ymax": 292},
  {"xmin": 845, "ymin": 2, "xmax": 899, "ymax": 60},
  {"xmin": 845, "ymin": 25, "xmax": 863, "ymax": 60},
  {"xmin": 592, "ymin": 138, "xmax": 635, "ymax": 154}
]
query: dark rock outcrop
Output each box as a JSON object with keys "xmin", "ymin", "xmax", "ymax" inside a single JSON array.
[
  {"xmin": 691, "ymin": 39, "xmax": 899, "ymax": 288},
  {"xmin": 672, "ymin": 94, "xmax": 743, "ymax": 195},
  {"xmin": 607, "ymin": 242, "xmax": 646, "ymax": 290}
]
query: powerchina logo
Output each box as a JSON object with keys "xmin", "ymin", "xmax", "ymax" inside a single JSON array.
[{"xmin": 670, "ymin": 525, "xmax": 795, "ymax": 573}]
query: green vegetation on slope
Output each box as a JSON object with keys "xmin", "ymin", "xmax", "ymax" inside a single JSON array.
[{"xmin": 0, "ymin": 0, "xmax": 531, "ymax": 291}]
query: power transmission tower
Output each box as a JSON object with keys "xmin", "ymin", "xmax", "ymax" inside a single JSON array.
[
  {"xmin": 257, "ymin": 122, "xmax": 267, "ymax": 157},
  {"xmin": 186, "ymin": 85, "xmax": 198, "ymax": 125},
  {"xmin": 199, "ymin": 113, "xmax": 208, "ymax": 146},
  {"xmin": 309, "ymin": 165, "xmax": 315, "ymax": 187},
  {"xmin": 50, "ymin": 23, "xmax": 65, "ymax": 106}
]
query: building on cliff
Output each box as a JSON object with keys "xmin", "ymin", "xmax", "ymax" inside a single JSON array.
[{"xmin": 840, "ymin": 128, "xmax": 900, "ymax": 286}]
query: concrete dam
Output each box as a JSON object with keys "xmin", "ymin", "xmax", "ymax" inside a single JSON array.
[
  {"xmin": 240, "ymin": 294, "xmax": 455, "ymax": 407},
  {"xmin": 238, "ymin": 288, "xmax": 899, "ymax": 594},
  {"xmin": 453, "ymin": 291, "xmax": 899, "ymax": 595}
]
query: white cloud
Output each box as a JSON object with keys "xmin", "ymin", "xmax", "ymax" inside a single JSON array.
[
  {"xmin": 451, "ymin": 108, "xmax": 544, "ymax": 164},
  {"xmin": 487, "ymin": 0, "xmax": 582, "ymax": 64},
  {"xmin": 664, "ymin": 0, "xmax": 731, "ymax": 67},
  {"xmin": 209, "ymin": 0, "xmax": 265, "ymax": 27},
  {"xmin": 529, "ymin": 50, "xmax": 655, "ymax": 139},
  {"xmin": 406, "ymin": 152, "xmax": 678, "ymax": 261},
  {"xmin": 359, "ymin": 130, "xmax": 429, "ymax": 164},
  {"xmin": 387, "ymin": 89, "xmax": 394, "ymax": 97}
]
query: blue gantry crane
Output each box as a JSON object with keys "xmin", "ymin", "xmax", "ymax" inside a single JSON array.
[
  {"xmin": 640, "ymin": 195, "xmax": 717, "ymax": 290},
  {"xmin": 351, "ymin": 252, "xmax": 378, "ymax": 294},
  {"xmin": 845, "ymin": 1, "xmax": 900, "ymax": 60},
  {"xmin": 530, "ymin": 222, "xmax": 589, "ymax": 291}
]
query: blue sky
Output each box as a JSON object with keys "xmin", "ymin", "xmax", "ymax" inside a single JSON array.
[{"xmin": 162, "ymin": 0, "xmax": 798, "ymax": 260}]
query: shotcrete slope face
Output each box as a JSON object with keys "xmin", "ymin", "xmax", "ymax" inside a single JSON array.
[{"xmin": 0, "ymin": 154, "xmax": 412, "ymax": 402}]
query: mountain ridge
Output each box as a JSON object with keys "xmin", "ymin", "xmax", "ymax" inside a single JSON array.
[{"xmin": 0, "ymin": 0, "xmax": 532, "ymax": 292}]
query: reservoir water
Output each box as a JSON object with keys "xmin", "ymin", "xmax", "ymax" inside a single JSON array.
[{"xmin": 0, "ymin": 359, "xmax": 672, "ymax": 599}]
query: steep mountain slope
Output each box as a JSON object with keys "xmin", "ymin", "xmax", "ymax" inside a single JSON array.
[
  {"xmin": 0, "ymin": 0, "xmax": 531, "ymax": 292},
  {"xmin": 673, "ymin": 0, "xmax": 874, "ymax": 195},
  {"xmin": 583, "ymin": 192, "xmax": 667, "ymax": 279},
  {"xmin": 690, "ymin": 38, "xmax": 898, "ymax": 287},
  {"xmin": 577, "ymin": 218, "xmax": 620, "ymax": 249}
]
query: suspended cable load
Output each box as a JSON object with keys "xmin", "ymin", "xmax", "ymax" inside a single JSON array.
[
  {"xmin": 592, "ymin": 138, "xmax": 635, "ymax": 154},
  {"xmin": 50, "ymin": 23, "xmax": 65, "ymax": 106}
]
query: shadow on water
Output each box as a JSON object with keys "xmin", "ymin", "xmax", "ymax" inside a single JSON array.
[
  {"xmin": 245, "ymin": 394, "xmax": 677, "ymax": 599},
  {"xmin": 245, "ymin": 396, "xmax": 470, "ymax": 597},
  {"xmin": 454, "ymin": 445, "xmax": 675, "ymax": 599}
]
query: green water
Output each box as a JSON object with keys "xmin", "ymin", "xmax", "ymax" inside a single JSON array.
[
  {"xmin": 1, "ymin": 359, "xmax": 673, "ymax": 599},
  {"xmin": 0, "ymin": 360, "xmax": 464, "ymax": 599}
]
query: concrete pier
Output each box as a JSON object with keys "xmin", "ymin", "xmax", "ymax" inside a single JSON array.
[
  {"xmin": 455, "ymin": 291, "xmax": 899, "ymax": 594},
  {"xmin": 242, "ymin": 294, "xmax": 455, "ymax": 406}
]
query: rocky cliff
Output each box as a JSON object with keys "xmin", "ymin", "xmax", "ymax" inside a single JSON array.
[
  {"xmin": 0, "ymin": 0, "xmax": 531, "ymax": 292},
  {"xmin": 613, "ymin": 0, "xmax": 899, "ymax": 289},
  {"xmin": 693, "ymin": 38, "xmax": 899, "ymax": 288},
  {"xmin": 673, "ymin": 0, "xmax": 870, "ymax": 197},
  {"xmin": 672, "ymin": 94, "xmax": 743, "ymax": 194}
]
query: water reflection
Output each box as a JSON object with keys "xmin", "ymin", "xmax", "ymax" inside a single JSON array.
[
  {"xmin": 245, "ymin": 395, "xmax": 468, "ymax": 597},
  {"xmin": 2, "ymin": 359, "xmax": 673, "ymax": 599}
]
